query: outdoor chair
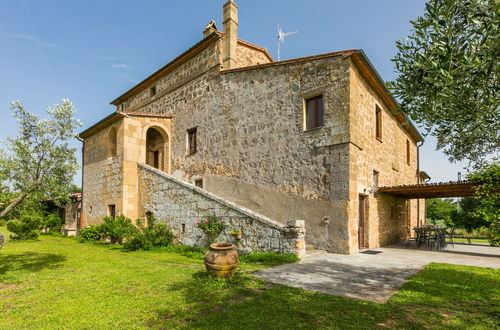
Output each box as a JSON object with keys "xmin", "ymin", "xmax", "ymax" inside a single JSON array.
[
  {"xmin": 445, "ymin": 227, "xmax": 455, "ymax": 247},
  {"xmin": 405, "ymin": 226, "xmax": 416, "ymax": 248}
]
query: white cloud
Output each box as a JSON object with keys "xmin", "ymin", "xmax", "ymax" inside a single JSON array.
[
  {"xmin": 112, "ymin": 63, "xmax": 132, "ymax": 69},
  {"xmin": 14, "ymin": 33, "xmax": 58, "ymax": 47}
]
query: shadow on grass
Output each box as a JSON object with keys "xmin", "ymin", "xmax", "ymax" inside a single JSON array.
[
  {"xmin": 0, "ymin": 252, "xmax": 66, "ymax": 275},
  {"xmin": 147, "ymin": 264, "xmax": 500, "ymax": 329}
]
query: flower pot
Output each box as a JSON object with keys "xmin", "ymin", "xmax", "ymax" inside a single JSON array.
[{"xmin": 204, "ymin": 243, "xmax": 239, "ymax": 277}]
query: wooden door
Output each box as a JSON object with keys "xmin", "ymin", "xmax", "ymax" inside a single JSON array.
[{"xmin": 358, "ymin": 195, "xmax": 366, "ymax": 249}]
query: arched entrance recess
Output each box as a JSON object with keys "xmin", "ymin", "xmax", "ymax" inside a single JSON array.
[{"xmin": 145, "ymin": 127, "xmax": 169, "ymax": 172}]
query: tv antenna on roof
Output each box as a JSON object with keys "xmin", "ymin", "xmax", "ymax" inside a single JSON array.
[{"xmin": 277, "ymin": 25, "xmax": 298, "ymax": 61}]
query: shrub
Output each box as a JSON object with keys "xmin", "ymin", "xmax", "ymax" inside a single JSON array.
[
  {"xmin": 79, "ymin": 225, "xmax": 102, "ymax": 241},
  {"xmin": 0, "ymin": 219, "xmax": 6, "ymax": 227},
  {"xmin": 41, "ymin": 213, "xmax": 64, "ymax": 234},
  {"xmin": 7, "ymin": 214, "xmax": 42, "ymax": 240},
  {"xmin": 196, "ymin": 215, "xmax": 225, "ymax": 244},
  {"xmin": 124, "ymin": 216, "xmax": 173, "ymax": 251},
  {"xmin": 240, "ymin": 252, "xmax": 300, "ymax": 265},
  {"xmin": 99, "ymin": 215, "xmax": 138, "ymax": 244}
]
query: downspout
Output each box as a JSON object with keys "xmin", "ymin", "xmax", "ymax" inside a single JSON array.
[
  {"xmin": 416, "ymin": 141, "xmax": 424, "ymax": 227},
  {"xmin": 77, "ymin": 136, "xmax": 84, "ymax": 231}
]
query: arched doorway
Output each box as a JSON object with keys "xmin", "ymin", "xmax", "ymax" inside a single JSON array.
[{"xmin": 146, "ymin": 127, "xmax": 168, "ymax": 171}]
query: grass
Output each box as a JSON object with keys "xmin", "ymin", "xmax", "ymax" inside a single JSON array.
[
  {"xmin": 1, "ymin": 226, "xmax": 499, "ymax": 329},
  {"xmin": 452, "ymin": 237, "xmax": 490, "ymax": 244}
]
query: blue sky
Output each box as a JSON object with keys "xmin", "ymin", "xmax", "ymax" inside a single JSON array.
[{"xmin": 0, "ymin": 0, "xmax": 468, "ymax": 185}]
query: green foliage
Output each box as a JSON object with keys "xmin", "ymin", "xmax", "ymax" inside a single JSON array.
[
  {"xmin": 468, "ymin": 163, "xmax": 500, "ymax": 246},
  {"xmin": 0, "ymin": 219, "xmax": 6, "ymax": 227},
  {"xmin": 0, "ymin": 99, "xmax": 81, "ymax": 218},
  {"xmin": 99, "ymin": 215, "xmax": 138, "ymax": 244},
  {"xmin": 426, "ymin": 198, "xmax": 456, "ymax": 225},
  {"xmin": 124, "ymin": 216, "xmax": 173, "ymax": 251},
  {"xmin": 196, "ymin": 215, "xmax": 225, "ymax": 244},
  {"xmin": 451, "ymin": 197, "xmax": 489, "ymax": 232},
  {"xmin": 239, "ymin": 252, "xmax": 300, "ymax": 265},
  {"xmin": 41, "ymin": 213, "xmax": 64, "ymax": 234},
  {"xmin": 79, "ymin": 225, "xmax": 102, "ymax": 241},
  {"xmin": 388, "ymin": 0, "xmax": 500, "ymax": 166},
  {"xmin": 7, "ymin": 213, "xmax": 41, "ymax": 240}
]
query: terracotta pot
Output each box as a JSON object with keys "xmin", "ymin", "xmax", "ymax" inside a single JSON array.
[{"xmin": 204, "ymin": 243, "xmax": 239, "ymax": 277}]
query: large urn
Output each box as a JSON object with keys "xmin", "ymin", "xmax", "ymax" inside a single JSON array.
[{"xmin": 204, "ymin": 243, "xmax": 239, "ymax": 277}]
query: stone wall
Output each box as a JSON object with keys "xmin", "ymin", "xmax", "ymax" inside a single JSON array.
[
  {"xmin": 82, "ymin": 119, "xmax": 124, "ymax": 225},
  {"xmin": 123, "ymin": 40, "xmax": 221, "ymax": 112},
  {"xmin": 347, "ymin": 58, "xmax": 424, "ymax": 250},
  {"xmin": 138, "ymin": 163, "xmax": 306, "ymax": 256},
  {"xmin": 235, "ymin": 42, "xmax": 272, "ymax": 67}
]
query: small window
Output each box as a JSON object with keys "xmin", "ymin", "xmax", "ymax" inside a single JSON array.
[
  {"xmin": 375, "ymin": 106, "xmax": 382, "ymax": 140},
  {"xmin": 108, "ymin": 127, "xmax": 117, "ymax": 158},
  {"xmin": 305, "ymin": 95, "xmax": 324, "ymax": 130},
  {"xmin": 372, "ymin": 170, "xmax": 379, "ymax": 194},
  {"xmin": 194, "ymin": 178, "xmax": 203, "ymax": 188},
  {"xmin": 187, "ymin": 127, "xmax": 197, "ymax": 155},
  {"xmin": 150, "ymin": 86, "xmax": 156, "ymax": 97},
  {"xmin": 108, "ymin": 205, "xmax": 116, "ymax": 219},
  {"xmin": 406, "ymin": 140, "xmax": 410, "ymax": 165},
  {"xmin": 181, "ymin": 224, "xmax": 186, "ymax": 233}
]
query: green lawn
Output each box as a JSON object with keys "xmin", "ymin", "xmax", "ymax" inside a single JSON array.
[
  {"xmin": 1, "ymin": 227, "xmax": 499, "ymax": 329},
  {"xmin": 451, "ymin": 237, "xmax": 490, "ymax": 244}
]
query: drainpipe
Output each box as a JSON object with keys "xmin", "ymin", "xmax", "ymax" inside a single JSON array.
[
  {"xmin": 77, "ymin": 136, "xmax": 84, "ymax": 231},
  {"xmin": 416, "ymin": 141, "xmax": 424, "ymax": 227}
]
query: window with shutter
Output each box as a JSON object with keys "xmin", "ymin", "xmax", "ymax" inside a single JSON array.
[{"xmin": 305, "ymin": 95, "xmax": 324, "ymax": 130}]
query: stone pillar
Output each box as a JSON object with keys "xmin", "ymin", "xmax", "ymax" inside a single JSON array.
[
  {"xmin": 222, "ymin": 0, "xmax": 238, "ymax": 69},
  {"xmin": 284, "ymin": 220, "xmax": 306, "ymax": 259}
]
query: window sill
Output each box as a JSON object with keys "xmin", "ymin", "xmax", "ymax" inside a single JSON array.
[
  {"xmin": 376, "ymin": 137, "xmax": 383, "ymax": 143},
  {"xmin": 303, "ymin": 125, "xmax": 325, "ymax": 133}
]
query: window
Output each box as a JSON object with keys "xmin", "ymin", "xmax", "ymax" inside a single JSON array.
[
  {"xmin": 187, "ymin": 127, "xmax": 197, "ymax": 155},
  {"xmin": 375, "ymin": 106, "xmax": 382, "ymax": 140},
  {"xmin": 108, "ymin": 127, "xmax": 117, "ymax": 157},
  {"xmin": 305, "ymin": 95, "xmax": 324, "ymax": 130},
  {"xmin": 194, "ymin": 178, "xmax": 203, "ymax": 188},
  {"xmin": 372, "ymin": 170, "xmax": 379, "ymax": 194},
  {"xmin": 150, "ymin": 86, "xmax": 157, "ymax": 97},
  {"xmin": 108, "ymin": 205, "xmax": 116, "ymax": 219},
  {"xmin": 406, "ymin": 140, "xmax": 410, "ymax": 165}
]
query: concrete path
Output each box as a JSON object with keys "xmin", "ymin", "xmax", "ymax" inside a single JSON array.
[{"xmin": 254, "ymin": 243, "xmax": 500, "ymax": 303}]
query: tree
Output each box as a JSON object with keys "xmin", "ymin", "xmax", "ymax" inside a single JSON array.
[
  {"xmin": 426, "ymin": 198, "xmax": 456, "ymax": 225},
  {"xmin": 388, "ymin": 0, "xmax": 500, "ymax": 167},
  {"xmin": 451, "ymin": 197, "xmax": 489, "ymax": 232},
  {"xmin": 468, "ymin": 163, "xmax": 500, "ymax": 245},
  {"xmin": 0, "ymin": 99, "xmax": 81, "ymax": 219}
]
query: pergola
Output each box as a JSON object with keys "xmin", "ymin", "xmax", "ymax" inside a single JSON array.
[{"xmin": 378, "ymin": 180, "xmax": 480, "ymax": 199}]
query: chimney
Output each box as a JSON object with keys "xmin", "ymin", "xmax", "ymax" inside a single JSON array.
[
  {"xmin": 203, "ymin": 21, "xmax": 218, "ymax": 38},
  {"xmin": 222, "ymin": 0, "xmax": 238, "ymax": 69}
]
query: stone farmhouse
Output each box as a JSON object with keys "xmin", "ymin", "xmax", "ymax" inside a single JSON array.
[{"xmin": 75, "ymin": 0, "xmax": 427, "ymax": 256}]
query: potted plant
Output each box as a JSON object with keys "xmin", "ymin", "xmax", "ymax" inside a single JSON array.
[
  {"xmin": 196, "ymin": 215, "xmax": 225, "ymax": 245},
  {"xmin": 230, "ymin": 229, "xmax": 242, "ymax": 240}
]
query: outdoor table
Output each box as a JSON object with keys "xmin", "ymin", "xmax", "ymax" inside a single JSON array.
[{"xmin": 413, "ymin": 226, "xmax": 448, "ymax": 250}]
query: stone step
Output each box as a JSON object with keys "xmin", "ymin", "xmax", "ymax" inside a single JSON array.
[{"xmin": 304, "ymin": 248, "xmax": 328, "ymax": 259}]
